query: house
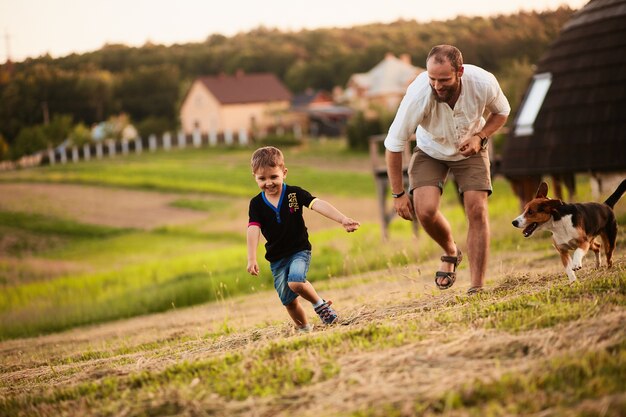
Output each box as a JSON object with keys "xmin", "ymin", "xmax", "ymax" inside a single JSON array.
[
  {"xmin": 291, "ymin": 89, "xmax": 353, "ymax": 137},
  {"xmin": 179, "ymin": 71, "xmax": 292, "ymax": 136},
  {"xmin": 500, "ymin": 0, "xmax": 626, "ymax": 204},
  {"xmin": 344, "ymin": 53, "xmax": 425, "ymax": 113}
]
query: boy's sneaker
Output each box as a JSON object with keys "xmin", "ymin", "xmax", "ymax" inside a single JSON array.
[
  {"xmin": 297, "ymin": 323, "xmax": 313, "ymax": 333},
  {"xmin": 314, "ymin": 300, "xmax": 338, "ymax": 325}
]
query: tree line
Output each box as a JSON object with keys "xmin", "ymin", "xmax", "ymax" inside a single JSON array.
[{"xmin": 0, "ymin": 6, "xmax": 575, "ymax": 160}]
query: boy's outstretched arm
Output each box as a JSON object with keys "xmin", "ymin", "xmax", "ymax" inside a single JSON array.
[
  {"xmin": 310, "ymin": 199, "xmax": 360, "ymax": 232},
  {"xmin": 247, "ymin": 224, "xmax": 261, "ymax": 275}
]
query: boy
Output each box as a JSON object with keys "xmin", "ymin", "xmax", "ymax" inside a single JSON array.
[{"xmin": 246, "ymin": 146, "xmax": 360, "ymax": 332}]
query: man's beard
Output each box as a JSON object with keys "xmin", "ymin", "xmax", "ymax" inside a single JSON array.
[{"xmin": 431, "ymin": 79, "xmax": 460, "ymax": 103}]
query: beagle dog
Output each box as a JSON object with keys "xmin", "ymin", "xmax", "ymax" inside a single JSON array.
[{"xmin": 512, "ymin": 179, "xmax": 626, "ymax": 282}]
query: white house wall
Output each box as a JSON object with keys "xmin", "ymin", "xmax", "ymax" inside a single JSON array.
[{"xmin": 180, "ymin": 81, "xmax": 222, "ymax": 134}]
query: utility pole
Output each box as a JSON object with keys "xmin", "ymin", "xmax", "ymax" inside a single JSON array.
[{"xmin": 4, "ymin": 30, "xmax": 11, "ymax": 63}]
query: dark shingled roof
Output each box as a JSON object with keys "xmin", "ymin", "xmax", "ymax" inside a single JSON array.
[
  {"xmin": 198, "ymin": 72, "xmax": 291, "ymax": 104},
  {"xmin": 500, "ymin": 0, "xmax": 626, "ymax": 176}
]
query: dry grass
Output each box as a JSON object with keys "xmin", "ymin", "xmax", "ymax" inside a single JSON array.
[{"xmin": 1, "ymin": 250, "xmax": 624, "ymax": 416}]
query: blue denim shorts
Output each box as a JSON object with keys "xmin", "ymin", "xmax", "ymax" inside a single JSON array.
[{"xmin": 270, "ymin": 250, "xmax": 311, "ymax": 305}]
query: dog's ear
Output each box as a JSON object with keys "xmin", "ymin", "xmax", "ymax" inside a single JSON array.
[
  {"xmin": 538, "ymin": 199, "xmax": 564, "ymax": 219},
  {"xmin": 544, "ymin": 199, "xmax": 564, "ymax": 211},
  {"xmin": 536, "ymin": 182, "xmax": 549, "ymax": 198}
]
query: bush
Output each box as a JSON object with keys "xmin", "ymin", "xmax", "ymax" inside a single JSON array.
[
  {"xmin": 69, "ymin": 123, "xmax": 93, "ymax": 147},
  {"xmin": 256, "ymin": 132, "xmax": 301, "ymax": 148},
  {"xmin": 346, "ymin": 111, "xmax": 393, "ymax": 151},
  {"xmin": 136, "ymin": 116, "xmax": 175, "ymax": 138}
]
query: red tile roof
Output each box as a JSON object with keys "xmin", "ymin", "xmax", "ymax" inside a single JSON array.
[{"xmin": 198, "ymin": 72, "xmax": 292, "ymax": 104}]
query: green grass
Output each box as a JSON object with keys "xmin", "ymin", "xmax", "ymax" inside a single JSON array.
[
  {"xmin": 0, "ymin": 211, "xmax": 130, "ymax": 239},
  {"xmin": 0, "ymin": 141, "xmax": 623, "ymax": 342},
  {"xmin": 435, "ymin": 268, "xmax": 626, "ymax": 332},
  {"xmin": 416, "ymin": 344, "xmax": 626, "ymax": 416},
  {"xmin": 0, "ymin": 223, "xmax": 428, "ymax": 339},
  {"xmin": 169, "ymin": 198, "xmax": 230, "ymax": 212},
  {"xmin": 0, "ymin": 142, "xmax": 376, "ymax": 197}
]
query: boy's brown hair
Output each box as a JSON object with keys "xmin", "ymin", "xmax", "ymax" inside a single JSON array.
[{"xmin": 251, "ymin": 146, "xmax": 285, "ymax": 173}]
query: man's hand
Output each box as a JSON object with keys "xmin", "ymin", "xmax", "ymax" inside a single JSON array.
[
  {"xmin": 458, "ymin": 134, "xmax": 482, "ymax": 157},
  {"xmin": 393, "ymin": 193, "xmax": 415, "ymax": 221}
]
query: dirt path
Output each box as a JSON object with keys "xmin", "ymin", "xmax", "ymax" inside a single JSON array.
[
  {"xmin": 0, "ymin": 183, "xmax": 383, "ymax": 232},
  {"xmin": 0, "ymin": 183, "xmax": 212, "ymax": 229}
]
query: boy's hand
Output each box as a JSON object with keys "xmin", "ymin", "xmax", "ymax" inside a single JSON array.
[
  {"xmin": 247, "ymin": 260, "xmax": 259, "ymax": 276},
  {"xmin": 342, "ymin": 217, "xmax": 360, "ymax": 232}
]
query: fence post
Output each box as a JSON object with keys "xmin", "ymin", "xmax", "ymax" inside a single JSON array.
[
  {"xmin": 178, "ymin": 131, "xmax": 186, "ymax": 149},
  {"xmin": 96, "ymin": 142, "xmax": 103, "ymax": 159},
  {"xmin": 209, "ymin": 129, "xmax": 218, "ymax": 146},
  {"xmin": 83, "ymin": 144, "xmax": 91, "ymax": 161},
  {"xmin": 163, "ymin": 132, "xmax": 171, "ymax": 151},
  {"xmin": 135, "ymin": 137, "xmax": 142, "ymax": 154},
  {"xmin": 293, "ymin": 124, "xmax": 302, "ymax": 140},
  {"xmin": 48, "ymin": 149, "xmax": 55, "ymax": 165},
  {"xmin": 60, "ymin": 148, "xmax": 67, "ymax": 164},
  {"xmin": 193, "ymin": 129, "xmax": 201, "ymax": 148},
  {"xmin": 71, "ymin": 147, "xmax": 79, "ymax": 163},
  {"xmin": 224, "ymin": 129, "xmax": 233, "ymax": 146},
  {"xmin": 149, "ymin": 134, "xmax": 157, "ymax": 152},
  {"xmin": 238, "ymin": 128, "xmax": 248, "ymax": 146},
  {"xmin": 121, "ymin": 139, "xmax": 129, "ymax": 155},
  {"xmin": 107, "ymin": 140, "xmax": 116, "ymax": 158}
]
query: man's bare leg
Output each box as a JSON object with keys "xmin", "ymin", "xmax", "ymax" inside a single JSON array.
[
  {"xmin": 463, "ymin": 190, "xmax": 489, "ymax": 288},
  {"xmin": 413, "ymin": 186, "xmax": 459, "ymax": 286}
]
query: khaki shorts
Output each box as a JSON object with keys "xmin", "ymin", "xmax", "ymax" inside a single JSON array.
[{"xmin": 408, "ymin": 147, "xmax": 492, "ymax": 196}]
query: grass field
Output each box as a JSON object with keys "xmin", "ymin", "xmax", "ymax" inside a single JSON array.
[{"xmin": 1, "ymin": 140, "xmax": 625, "ymax": 416}]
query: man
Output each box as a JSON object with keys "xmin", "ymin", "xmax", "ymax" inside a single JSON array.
[{"xmin": 384, "ymin": 45, "xmax": 510, "ymax": 294}]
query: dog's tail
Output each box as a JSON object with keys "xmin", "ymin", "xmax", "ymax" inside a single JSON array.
[{"xmin": 604, "ymin": 178, "xmax": 626, "ymax": 208}]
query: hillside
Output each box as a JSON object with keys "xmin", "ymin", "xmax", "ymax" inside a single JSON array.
[
  {"xmin": 2, "ymin": 246, "xmax": 625, "ymax": 416},
  {"xmin": 1, "ymin": 144, "xmax": 625, "ymax": 416}
]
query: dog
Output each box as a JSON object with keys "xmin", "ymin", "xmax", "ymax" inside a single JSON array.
[{"xmin": 512, "ymin": 179, "xmax": 626, "ymax": 282}]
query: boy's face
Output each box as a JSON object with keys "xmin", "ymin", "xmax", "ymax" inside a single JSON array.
[{"xmin": 253, "ymin": 165, "xmax": 287, "ymax": 197}]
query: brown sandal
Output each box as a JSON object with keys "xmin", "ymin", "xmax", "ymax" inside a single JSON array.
[{"xmin": 435, "ymin": 248, "xmax": 462, "ymax": 290}]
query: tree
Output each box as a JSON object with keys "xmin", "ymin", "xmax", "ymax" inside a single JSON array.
[
  {"xmin": 11, "ymin": 126, "xmax": 48, "ymax": 160},
  {"xmin": 115, "ymin": 65, "xmax": 180, "ymax": 124}
]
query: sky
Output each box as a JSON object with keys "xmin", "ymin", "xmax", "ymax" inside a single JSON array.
[{"xmin": 0, "ymin": 0, "xmax": 589, "ymax": 62}]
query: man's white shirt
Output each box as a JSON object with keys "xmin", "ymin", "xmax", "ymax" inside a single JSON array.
[{"xmin": 384, "ymin": 64, "xmax": 510, "ymax": 161}]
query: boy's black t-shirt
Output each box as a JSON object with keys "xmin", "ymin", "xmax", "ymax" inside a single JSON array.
[{"xmin": 248, "ymin": 184, "xmax": 316, "ymax": 262}]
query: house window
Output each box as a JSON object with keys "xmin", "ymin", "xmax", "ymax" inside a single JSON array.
[{"xmin": 514, "ymin": 72, "xmax": 552, "ymax": 137}]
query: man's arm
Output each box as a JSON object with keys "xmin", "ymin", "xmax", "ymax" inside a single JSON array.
[
  {"xmin": 385, "ymin": 150, "xmax": 414, "ymax": 221},
  {"xmin": 458, "ymin": 113, "xmax": 508, "ymax": 157},
  {"xmin": 478, "ymin": 113, "xmax": 508, "ymax": 139}
]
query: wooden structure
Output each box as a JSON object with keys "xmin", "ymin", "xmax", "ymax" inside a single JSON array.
[
  {"xmin": 369, "ymin": 134, "xmax": 419, "ymax": 239},
  {"xmin": 500, "ymin": 0, "xmax": 626, "ymax": 205}
]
